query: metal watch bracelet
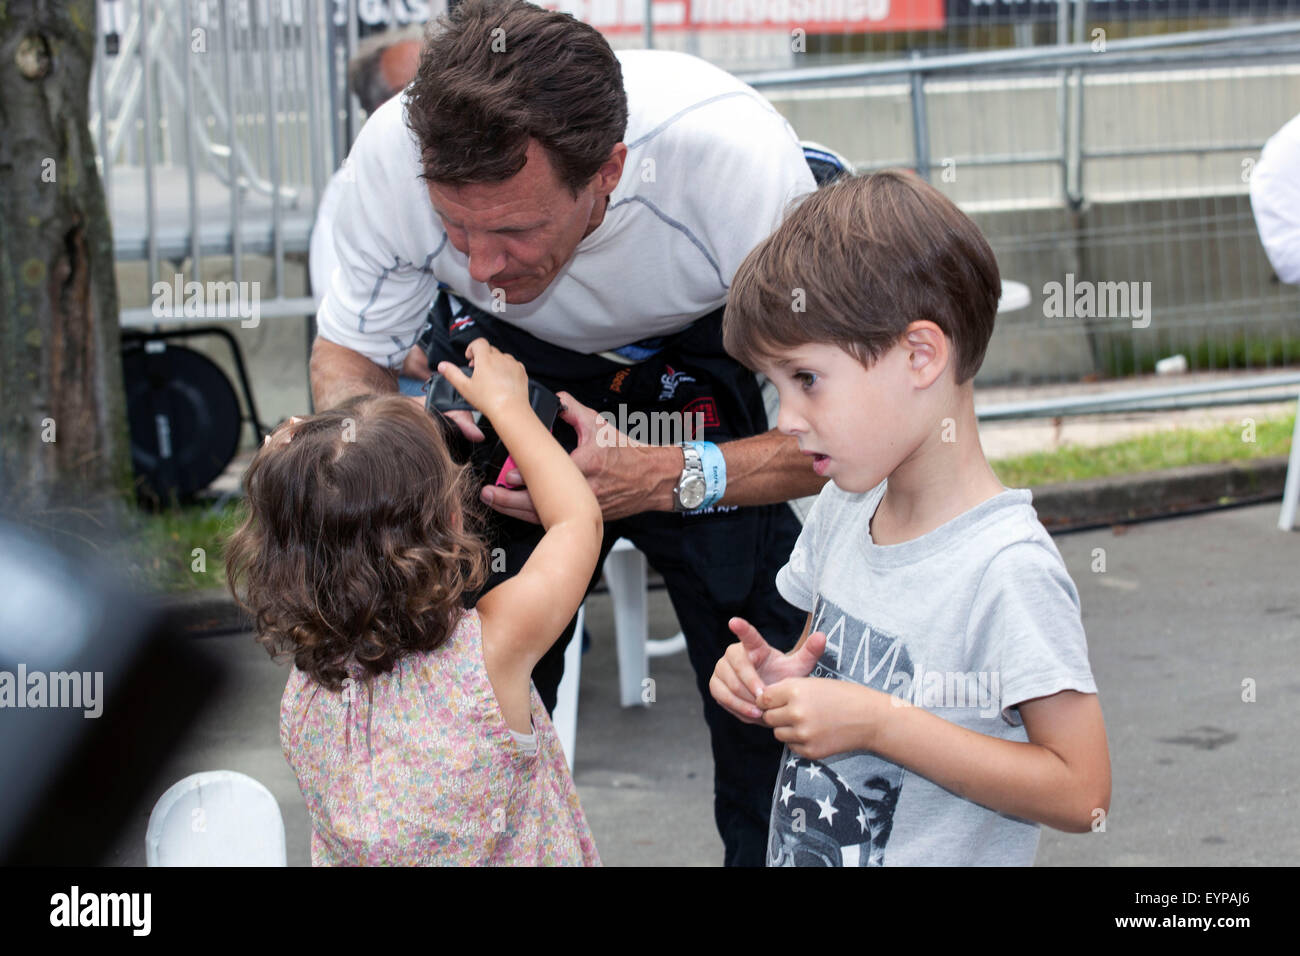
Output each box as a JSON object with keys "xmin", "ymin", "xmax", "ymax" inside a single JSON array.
[{"xmin": 672, "ymin": 443, "xmax": 707, "ymax": 511}]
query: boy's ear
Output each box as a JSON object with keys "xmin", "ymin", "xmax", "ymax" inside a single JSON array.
[{"xmin": 902, "ymin": 321, "xmax": 949, "ymax": 387}]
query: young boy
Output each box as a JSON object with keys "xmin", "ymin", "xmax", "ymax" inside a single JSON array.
[{"xmin": 710, "ymin": 170, "xmax": 1110, "ymax": 866}]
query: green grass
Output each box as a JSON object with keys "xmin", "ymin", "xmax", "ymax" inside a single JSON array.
[
  {"xmin": 114, "ymin": 412, "xmax": 1295, "ymax": 594},
  {"xmin": 990, "ymin": 411, "xmax": 1294, "ymax": 488},
  {"xmin": 1100, "ymin": 332, "xmax": 1300, "ymax": 378},
  {"xmin": 113, "ymin": 497, "xmax": 247, "ymax": 595}
]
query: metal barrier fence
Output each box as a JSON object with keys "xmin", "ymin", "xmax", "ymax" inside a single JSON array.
[
  {"xmin": 740, "ymin": 21, "xmax": 1300, "ymax": 383},
  {"xmin": 96, "ymin": 0, "xmax": 362, "ymax": 322},
  {"xmin": 93, "ymin": 1, "xmax": 1300, "ymax": 384}
]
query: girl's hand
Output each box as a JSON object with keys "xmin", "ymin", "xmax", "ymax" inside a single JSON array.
[{"xmin": 435, "ymin": 338, "xmax": 530, "ymax": 423}]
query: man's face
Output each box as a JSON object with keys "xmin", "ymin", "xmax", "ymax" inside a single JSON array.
[
  {"xmin": 426, "ymin": 139, "xmax": 625, "ymax": 304},
  {"xmin": 762, "ymin": 341, "xmax": 919, "ymax": 495}
]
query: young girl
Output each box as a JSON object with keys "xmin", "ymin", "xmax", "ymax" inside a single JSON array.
[{"xmin": 225, "ymin": 337, "xmax": 604, "ymax": 865}]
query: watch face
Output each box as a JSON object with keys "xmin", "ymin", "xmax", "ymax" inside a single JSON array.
[{"xmin": 680, "ymin": 476, "xmax": 707, "ymax": 510}]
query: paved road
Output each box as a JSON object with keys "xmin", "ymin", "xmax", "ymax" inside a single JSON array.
[{"xmin": 104, "ymin": 500, "xmax": 1298, "ymax": 866}]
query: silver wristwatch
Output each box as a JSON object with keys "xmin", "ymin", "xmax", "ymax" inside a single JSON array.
[{"xmin": 672, "ymin": 444, "xmax": 707, "ymax": 512}]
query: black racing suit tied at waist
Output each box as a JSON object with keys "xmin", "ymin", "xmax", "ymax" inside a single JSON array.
[{"xmin": 418, "ymin": 290, "xmax": 766, "ymax": 451}]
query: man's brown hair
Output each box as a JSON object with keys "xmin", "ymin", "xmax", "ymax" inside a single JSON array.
[
  {"xmin": 406, "ymin": 0, "xmax": 627, "ymax": 195},
  {"xmin": 724, "ymin": 169, "xmax": 1001, "ymax": 384},
  {"xmin": 224, "ymin": 395, "xmax": 491, "ymax": 692}
]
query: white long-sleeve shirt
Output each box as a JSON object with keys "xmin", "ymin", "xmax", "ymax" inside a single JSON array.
[
  {"xmin": 1250, "ymin": 111, "xmax": 1300, "ymax": 286},
  {"xmin": 309, "ymin": 169, "xmax": 346, "ymax": 304},
  {"xmin": 315, "ymin": 48, "xmax": 816, "ymax": 368}
]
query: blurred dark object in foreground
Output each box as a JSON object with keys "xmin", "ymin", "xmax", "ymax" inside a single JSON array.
[{"xmin": 0, "ymin": 519, "xmax": 227, "ymax": 865}]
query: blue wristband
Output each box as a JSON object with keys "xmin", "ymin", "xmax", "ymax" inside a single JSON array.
[{"xmin": 686, "ymin": 441, "xmax": 727, "ymax": 509}]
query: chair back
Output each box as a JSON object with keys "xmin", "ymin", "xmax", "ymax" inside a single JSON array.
[{"xmin": 145, "ymin": 770, "xmax": 287, "ymax": 866}]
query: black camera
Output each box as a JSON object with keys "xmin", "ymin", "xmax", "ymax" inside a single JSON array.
[{"xmin": 424, "ymin": 366, "xmax": 577, "ymax": 488}]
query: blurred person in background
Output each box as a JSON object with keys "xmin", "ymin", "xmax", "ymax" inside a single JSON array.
[
  {"xmin": 1250, "ymin": 112, "xmax": 1300, "ymax": 286},
  {"xmin": 310, "ymin": 25, "xmax": 431, "ymax": 394}
]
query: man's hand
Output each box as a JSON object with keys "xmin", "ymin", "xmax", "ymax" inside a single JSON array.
[
  {"xmin": 758, "ymin": 678, "xmax": 888, "ymax": 761},
  {"xmin": 405, "ymin": 395, "xmax": 487, "ymax": 443},
  {"xmin": 478, "ymin": 390, "xmax": 667, "ymax": 524},
  {"xmin": 401, "ymin": 345, "xmax": 432, "ymax": 382},
  {"xmin": 710, "ymin": 617, "xmax": 827, "ymax": 724}
]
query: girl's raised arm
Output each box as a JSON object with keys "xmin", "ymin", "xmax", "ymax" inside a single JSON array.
[{"xmin": 437, "ymin": 344, "xmax": 603, "ymax": 715}]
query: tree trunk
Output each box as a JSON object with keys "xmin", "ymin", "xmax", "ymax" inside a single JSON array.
[{"xmin": 0, "ymin": 0, "xmax": 132, "ymax": 541}]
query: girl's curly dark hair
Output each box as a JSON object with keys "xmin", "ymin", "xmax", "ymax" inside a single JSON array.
[{"xmin": 224, "ymin": 394, "xmax": 492, "ymax": 692}]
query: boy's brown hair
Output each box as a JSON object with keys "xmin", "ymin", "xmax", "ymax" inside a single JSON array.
[
  {"xmin": 406, "ymin": 0, "xmax": 627, "ymax": 196},
  {"xmin": 724, "ymin": 169, "xmax": 1001, "ymax": 384},
  {"xmin": 224, "ymin": 395, "xmax": 491, "ymax": 692}
]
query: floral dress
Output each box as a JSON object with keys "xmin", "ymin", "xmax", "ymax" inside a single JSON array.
[{"xmin": 281, "ymin": 607, "xmax": 601, "ymax": 865}]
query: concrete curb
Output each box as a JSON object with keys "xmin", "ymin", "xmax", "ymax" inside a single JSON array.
[
  {"xmin": 1030, "ymin": 456, "xmax": 1288, "ymax": 532},
  {"xmin": 153, "ymin": 590, "xmax": 253, "ymax": 637},
  {"xmin": 164, "ymin": 457, "xmax": 1291, "ymax": 628}
]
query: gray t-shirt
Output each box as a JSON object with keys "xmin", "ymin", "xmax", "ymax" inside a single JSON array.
[{"xmin": 769, "ymin": 480, "xmax": 1098, "ymax": 866}]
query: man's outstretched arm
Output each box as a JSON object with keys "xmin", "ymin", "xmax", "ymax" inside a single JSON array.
[
  {"xmin": 483, "ymin": 394, "xmax": 828, "ymax": 524},
  {"xmin": 640, "ymin": 429, "xmax": 828, "ymax": 512},
  {"xmin": 310, "ymin": 336, "xmax": 401, "ymax": 410}
]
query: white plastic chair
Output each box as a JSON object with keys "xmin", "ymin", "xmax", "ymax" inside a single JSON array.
[
  {"xmin": 602, "ymin": 538, "xmax": 686, "ymax": 708},
  {"xmin": 1279, "ymin": 393, "xmax": 1300, "ymax": 531},
  {"xmin": 550, "ymin": 603, "xmax": 585, "ymax": 772},
  {"xmin": 145, "ymin": 770, "xmax": 287, "ymax": 866},
  {"xmin": 549, "ymin": 540, "xmax": 690, "ymax": 771}
]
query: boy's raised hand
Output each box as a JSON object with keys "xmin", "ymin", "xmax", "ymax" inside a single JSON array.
[
  {"xmin": 710, "ymin": 616, "xmax": 827, "ymax": 725},
  {"xmin": 435, "ymin": 338, "xmax": 531, "ymax": 424},
  {"xmin": 757, "ymin": 678, "xmax": 885, "ymax": 761}
]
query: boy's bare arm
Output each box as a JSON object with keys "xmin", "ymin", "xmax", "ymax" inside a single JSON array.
[
  {"xmin": 760, "ymin": 683, "xmax": 1110, "ymax": 832},
  {"xmin": 867, "ymin": 687, "xmax": 1110, "ymax": 832},
  {"xmin": 881, "ymin": 689, "xmax": 1110, "ymax": 832}
]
